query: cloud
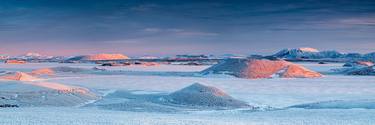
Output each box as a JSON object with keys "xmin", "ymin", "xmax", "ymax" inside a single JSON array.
[
  {"xmin": 338, "ymin": 18, "xmax": 375, "ymax": 26},
  {"xmin": 142, "ymin": 27, "xmax": 218, "ymax": 36},
  {"xmin": 102, "ymin": 39, "xmax": 140, "ymax": 44},
  {"xmin": 175, "ymin": 31, "xmax": 218, "ymax": 36},
  {"xmin": 130, "ymin": 4, "xmax": 159, "ymax": 12},
  {"xmin": 143, "ymin": 28, "xmax": 161, "ymax": 32},
  {"xmin": 0, "ymin": 24, "xmax": 17, "ymax": 32}
]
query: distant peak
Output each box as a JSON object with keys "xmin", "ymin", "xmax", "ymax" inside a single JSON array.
[
  {"xmin": 25, "ymin": 52, "xmax": 42, "ymax": 57},
  {"xmin": 298, "ymin": 47, "xmax": 319, "ymax": 52}
]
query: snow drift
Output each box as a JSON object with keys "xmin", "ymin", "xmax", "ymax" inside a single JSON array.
[
  {"xmin": 0, "ymin": 81, "xmax": 98, "ymax": 107},
  {"xmin": 0, "ymin": 71, "xmax": 93, "ymax": 93},
  {"xmin": 31, "ymin": 66, "xmax": 105, "ymax": 76},
  {"xmin": 32, "ymin": 67, "xmax": 85, "ymax": 75},
  {"xmin": 289, "ymin": 100, "xmax": 375, "ymax": 109},
  {"xmin": 0, "ymin": 72, "xmax": 98, "ymax": 107},
  {"xmin": 31, "ymin": 68, "xmax": 56, "ymax": 76},
  {"xmin": 166, "ymin": 83, "xmax": 250, "ymax": 108},
  {"xmin": 202, "ymin": 59, "xmax": 322, "ymax": 79},
  {"xmin": 0, "ymin": 72, "xmax": 41, "ymax": 81}
]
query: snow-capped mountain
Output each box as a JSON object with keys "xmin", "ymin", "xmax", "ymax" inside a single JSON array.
[
  {"xmin": 0, "ymin": 54, "xmax": 9, "ymax": 60},
  {"xmin": 6, "ymin": 52, "xmax": 66, "ymax": 62},
  {"xmin": 298, "ymin": 47, "xmax": 319, "ymax": 52},
  {"xmin": 138, "ymin": 55, "xmax": 160, "ymax": 59},
  {"xmin": 217, "ymin": 54, "xmax": 247, "ymax": 59},
  {"xmin": 364, "ymin": 52, "xmax": 375, "ymax": 62},
  {"xmin": 25, "ymin": 52, "xmax": 42, "ymax": 57},
  {"xmin": 272, "ymin": 47, "xmax": 344, "ymax": 59},
  {"xmin": 18, "ymin": 52, "xmax": 43, "ymax": 59},
  {"xmin": 271, "ymin": 48, "xmax": 375, "ymax": 63}
]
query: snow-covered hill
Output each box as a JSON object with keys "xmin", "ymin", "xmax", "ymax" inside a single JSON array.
[
  {"xmin": 92, "ymin": 83, "xmax": 254, "ymax": 112},
  {"xmin": 67, "ymin": 54, "xmax": 129, "ymax": 61},
  {"xmin": 166, "ymin": 83, "xmax": 250, "ymax": 108},
  {"xmin": 201, "ymin": 59, "xmax": 322, "ymax": 79}
]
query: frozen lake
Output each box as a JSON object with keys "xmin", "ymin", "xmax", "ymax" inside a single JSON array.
[{"xmin": 1, "ymin": 62, "xmax": 375, "ymax": 125}]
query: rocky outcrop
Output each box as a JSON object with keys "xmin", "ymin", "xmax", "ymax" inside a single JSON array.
[
  {"xmin": 346, "ymin": 66, "xmax": 375, "ymax": 76},
  {"xmin": 4, "ymin": 60, "xmax": 26, "ymax": 64},
  {"xmin": 343, "ymin": 61, "xmax": 374, "ymax": 67}
]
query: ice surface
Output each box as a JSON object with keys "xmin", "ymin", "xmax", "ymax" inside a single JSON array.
[
  {"xmin": 1, "ymin": 62, "xmax": 375, "ymax": 124},
  {"xmin": 1, "ymin": 107, "xmax": 375, "ymax": 125},
  {"xmin": 290, "ymin": 99, "xmax": 375, "ymax": 109}
]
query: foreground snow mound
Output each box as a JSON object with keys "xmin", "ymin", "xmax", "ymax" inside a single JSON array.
[
  {"xmin": 289, "ymin": 100, "xmax": 375, "ymax": 109},
  {"xmin": 93, "ymin": 83, "xmax": 254, "ymax": 112},
  {"xmin": 0, "ymin": 72, "xmax": 41, "ymax": 81},
  {"xmin": 202, "ymin": 59, "xmax": 322, "ymax": 79},
  {"xmin": 167, "ymin": 83, "xmax": 250, "ymax": 108},
  {"xmin": 0, "ymin": 71, "xmax": 98, "ymax": 107},
  {"xmin": 0, "ymin": 80, "xmax": 98, "ymax": 107}
]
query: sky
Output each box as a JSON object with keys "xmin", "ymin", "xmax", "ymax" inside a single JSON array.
[{"xmin": 0, "ymin": 0, "xmax": 375, "ymax": 56}]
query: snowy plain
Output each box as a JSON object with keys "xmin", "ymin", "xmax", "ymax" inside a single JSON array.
[{"xmin": 1, "ymin": 62, "xmax": 375, "ymax": 125}]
